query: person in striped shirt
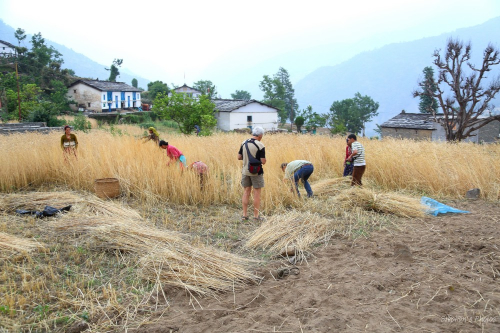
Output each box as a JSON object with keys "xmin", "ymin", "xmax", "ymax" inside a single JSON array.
[{"xmin": 346, "ymin": 134, "xmax": 366, "ymax": 186}]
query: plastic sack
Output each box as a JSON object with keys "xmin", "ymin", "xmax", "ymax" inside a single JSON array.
[
  {"xmin": 16, "ymin": 205, "xmax": 72, "ymax": 218},
  {"xmin": 420, "ymin": 197, "xmax": 469, "ymax": 216}
]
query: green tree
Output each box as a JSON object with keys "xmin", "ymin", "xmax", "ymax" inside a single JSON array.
[
  {"xmin": 230, "ymin": 90, "xmax": 252, "ymax": 100},
  {"xmin": 418, "ymin": 66, "xmax": 439, "ymax": 113},
  {"xmin": 147, "ymin": 81, "xmax": 169, "ymax": 100},
  {"xmin": 296, "ymin": 105, "xmax": 327, "ymax": 131},
  {"xmin": 106, "ymin": 58, "xmax": 123, "ymax": 82},
  {"xmin": 131, "ymin": 78, "xmax": 138, "ymax": 88},
  {"xmin": 327, "ymin": 93, "xmax": 379, "ymax": 135},
  {"xmin": 414, "ymin": 39, "xmax": 500, "ymax": 141},
  {"xmin": 259, "ymin": 75, "xmax": 286, "ymax": 123},
  {"xmin": 259, "ymin": 67, "xmax": 298, "ymax": 124},
  {"xmin": 153, "ymin": 92, "xmax": 216, "ymax": 135},
  {"xmin": 193, "ymin": 80, "xmax": 217, "ymax": 99},
  {"xmin": 295, "ymin": 116, "xmax": 305, "ymax": 133},
  {"xmin": 14, "ymin": 28, "xmax": 26, "ymax": 47}
]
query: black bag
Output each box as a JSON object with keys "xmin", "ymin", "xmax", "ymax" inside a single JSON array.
[{"xmin": 244, "ymin": 140, "xmax": 262, "ymax": 174}]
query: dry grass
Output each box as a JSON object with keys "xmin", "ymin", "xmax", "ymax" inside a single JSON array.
[
  {"xmin": 0, "ymin": 128, "xmax": 498, "ymax": 332},
  {"xmin": 1, "ymin": 130, "xmax": 498, "ymax": 209},
  {"xmin": 0, "ymin": 232, "xmax": 45, "ymax": 255},
  {"xmin": 312, "ymin": 177, "xmax": 352, "ymax": 196},
  {"xmin": 245, "ymin": 211, "xmax": 335, "ymax": 255},
  {"xmin": 332, "ymin": 187, "xmax": 427, "ymax": 217}
]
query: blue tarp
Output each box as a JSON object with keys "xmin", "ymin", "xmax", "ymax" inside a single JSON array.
[{"xmin": 421, "ymin": 197, "xmax": 470, "ymax": 216}]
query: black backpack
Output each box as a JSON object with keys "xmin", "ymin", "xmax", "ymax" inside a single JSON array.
[{"xmin": 244, "ymin": 140, "xmax": 262, "ymax": 174}]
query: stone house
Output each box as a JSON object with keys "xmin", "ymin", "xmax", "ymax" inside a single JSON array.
[
  {"xmin": 67, "ymin": 80, "xmax": 142, "ymax": 112},
  {"xmin": 380, "ymin": 111, "xmax": 500, "ymax": 142}
]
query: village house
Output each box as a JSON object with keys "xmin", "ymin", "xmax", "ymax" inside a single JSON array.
[
  {"xmin": 67, "ymin": 80, "xmax": 142, "ymax": 112},
  {"xmin": 0, "ymin": 40, "xmax": 16, "ymax": 57},
  {"xmin": 213, "ymin": 99, "xmax": 279, "ymax": 132},
  {"xmin": 380, "ymin": 111, "xmax": 500, "ymax": 142},
  {"xmin": 168, "ymin": 84, "xmax": 202, "ymax": 98}
]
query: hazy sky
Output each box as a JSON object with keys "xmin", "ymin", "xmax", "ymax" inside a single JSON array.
[{"xmin": 1, "ymin": 0, "xmax": 500, "ymax": 87}]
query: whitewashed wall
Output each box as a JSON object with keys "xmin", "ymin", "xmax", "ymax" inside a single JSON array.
[
  {"xmin": 68, "ymin": 84, "xmax": 141, "ymax": 112},
  {"xmin": 216, "ymin": 103, "xmax": 279, "ymax": 131}
]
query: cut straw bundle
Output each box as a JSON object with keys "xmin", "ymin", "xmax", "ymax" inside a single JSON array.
[
  {"xmin": 139, "ymin": 243, "xmax": 257, "ymax": 295},
  {"xmin": 332, "ymin": 187, "xmax": 426, "ymax": 217},
  {"xmin": 312, "ymin": 177, "xmax": 352, "ymax": 197},
  {"xmin": 0, "ymin": 191, "xmax": 84, "ymax": 212},
  {"xmin": 50, "ymin": 217, "xmax": 257, "ymax": 295},
  {"xmin": 245, "ymin": 211, "xmax": 335, "ymax": 254},
  {"xmin": 0, "ymin": 232, "xmax": 45, "ymax": 254}
]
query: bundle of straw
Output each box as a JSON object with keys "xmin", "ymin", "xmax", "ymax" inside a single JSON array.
[
  {"xmin": 0, "ymin": 232, "xmax": 45, "ymax": 254},
  {"xmin": 0, "ymin": 191, "xmax": 84, "ymax": 212},
  {"xmin": 245, "ymin": 211, "xmax": 335, "ymax": 255},
  {"xmin": 312, "ymin": 177, "xmax": 351, "ymax": 197},
  {"xmin": 50, "ymin": 217, "xmax": 258, "ymax": 295},
  {"xmin": 139, "ymin": 243, "xmax": 257, "ymax": 295},
  {"xmin": 332, "ymin": 187, "xmax": 426, "ymax": 217}
]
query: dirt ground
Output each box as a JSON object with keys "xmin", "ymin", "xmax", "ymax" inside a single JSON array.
[{"xmin": 132, "ymin": 199, "xmax": 500, "ymax": 333}]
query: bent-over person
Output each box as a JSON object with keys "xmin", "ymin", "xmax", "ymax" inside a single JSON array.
[{"xmin": 281, "ymin": 160, "xmax": 314, "ymax": 198}]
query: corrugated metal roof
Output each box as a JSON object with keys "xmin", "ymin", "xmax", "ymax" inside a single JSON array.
[{"xmin": 69, "ymin": 80, "xmax": 142, "ymax": 92}]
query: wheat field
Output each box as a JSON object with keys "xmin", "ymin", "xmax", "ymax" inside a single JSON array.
[{"xmin": 1, "ymin": 126, "xmax": 499, "ymax": 209}]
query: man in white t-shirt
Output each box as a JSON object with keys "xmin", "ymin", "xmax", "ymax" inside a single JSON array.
[{"xmin": 347, "ymin": 134, "xmax": 366, "ymax": 186}]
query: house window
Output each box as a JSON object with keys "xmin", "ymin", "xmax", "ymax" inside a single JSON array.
[
  {"xmin": 73, "ymin": 89, "xmax": 76, "ymax": 93},
  {"xmin": 88, "ymin": 103, "xmax": 91, "ymax": 107},
  {"xmin": 103, "ymin": 94, "xmax": 106, "ymax": 100},
  {"xmin": 247, "ymin": 115, "xmax": 252, "ymax": 122}
]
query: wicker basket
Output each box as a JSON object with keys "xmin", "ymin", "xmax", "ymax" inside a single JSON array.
[{"xmin": 94, "ymin": 178, "xmax": 120, "ymax": 199}]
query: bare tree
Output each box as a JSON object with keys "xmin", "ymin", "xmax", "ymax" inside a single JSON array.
[{"xmin": 414, "ymin": 38, "xmax": 500, "ymax": 141}]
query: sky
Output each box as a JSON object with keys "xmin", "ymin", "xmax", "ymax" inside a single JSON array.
[{"xmin": 1, "ymin": 0, "xmax": 500, "ymax": 90}]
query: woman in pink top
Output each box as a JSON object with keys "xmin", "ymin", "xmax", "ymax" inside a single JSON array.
[{"xmin": 159, "ymin": 140, "xmax": 187, "ymax": 169}]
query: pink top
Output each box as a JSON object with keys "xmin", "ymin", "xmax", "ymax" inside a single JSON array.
[
  {"xmin": 191, "ymin": 161, "xmax": 208, "ymax": 174},
  {"xmin": 166, "ymin": 145, "xmax": 183, "ymax": 160}
]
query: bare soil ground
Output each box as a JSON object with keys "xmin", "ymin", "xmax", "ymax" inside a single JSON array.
[{"xmin": 133, "ymin": 199, "xmax": 500, "ymax": 333}]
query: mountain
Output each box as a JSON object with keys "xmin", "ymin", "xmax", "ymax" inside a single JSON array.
[
  {"xmin": 294, "ymin": 16, "xmax": 500, "ymax": 136},
  {"xmin": 0, "ymin": 20, "xmax": 150, "ymax": 89}
]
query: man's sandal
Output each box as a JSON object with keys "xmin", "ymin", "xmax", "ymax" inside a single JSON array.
[
  {"xmin": 241, "ymin": 216, "xmax": 249, "ymax": 221},
  {"xmin": 253, "ymin": 216, "xmax": 265, "ymax": 222}
]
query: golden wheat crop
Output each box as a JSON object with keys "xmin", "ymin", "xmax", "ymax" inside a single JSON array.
[{"xmin": 0, "ymin": 127, "xmax": 499, "ymax": 212}]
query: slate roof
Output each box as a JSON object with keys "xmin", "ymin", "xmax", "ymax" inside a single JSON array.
[
  {"xmin": 173, "ymin": 84, "xmax": 202, "ymax": 93},
  {"xmin": 0, "ymin": 40, "xmax": 16, "ymax": 48},
  {"xmin": 380, "ymin": 112, "xmax": 443, "ymax": 130},
  {"xmin": 68, "ymin": 79, "xmax": 142, "ymax": 92},
  {"xmin": 213, "ymin": 99, "xmax": 279, "ymax": 112}
]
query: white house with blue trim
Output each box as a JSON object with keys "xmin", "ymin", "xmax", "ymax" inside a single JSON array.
[{"xmin": 67, "ymin": 79, "xmax": 142, "ymax": 112}]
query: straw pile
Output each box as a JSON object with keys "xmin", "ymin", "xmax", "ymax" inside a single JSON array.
[
  {"xmin": 0, "ymin": 232, "xmax": 45, "ymax": 254},
  {"xmin": 245, "ymin": 211, "xmax": 335, "ymax": 255},
  {"xmin": 312, "ymin": 177, "xmax": 351, "ymax": 196},
  {"xmin": 0, "ymin": 191, "xmax": 84, "ymax": 212},
  {"xmin": 332, "ymin": 187, "xmax": 426, "ymax": 217},
  {"xmin": 0, "ymin": 191, "xmax": 142, "ymax": 220},
  {"xmin": 50, "ymin": 217, "xmax": 257, "ymax": 295}
]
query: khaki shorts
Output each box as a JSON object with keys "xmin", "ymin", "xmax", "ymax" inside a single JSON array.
[{"xmin": 241, "ymin": 174, "xmax": 265, "ymax": 189}]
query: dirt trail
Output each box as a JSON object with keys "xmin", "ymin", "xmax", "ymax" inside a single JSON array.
[{"xmin": 133, "ymin": 200, "xmax": 500, "ymax": 333}]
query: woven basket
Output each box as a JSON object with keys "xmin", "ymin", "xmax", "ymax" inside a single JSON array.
[{"xmin": 94, "ymin": 178, "xmax": 120, "ymax": 199}]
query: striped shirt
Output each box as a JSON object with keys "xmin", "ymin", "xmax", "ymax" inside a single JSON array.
[{"xmin": 351, "ymin": 141, "xmax": 366, "ymax": 166}]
